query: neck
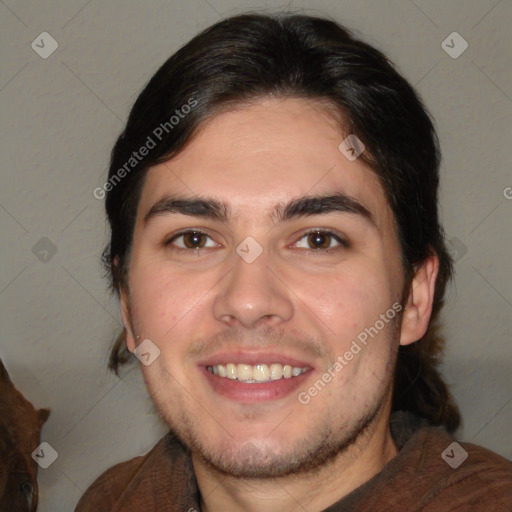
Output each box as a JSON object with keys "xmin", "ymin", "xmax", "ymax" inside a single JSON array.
[{"xmin": 193, "ymin": 403, "xmax": 397, "ymax": 512}]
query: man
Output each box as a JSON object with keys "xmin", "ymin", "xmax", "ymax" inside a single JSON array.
[{"xmin": 77, "ymin": 13, "xmax": 512, "ymax": 512}]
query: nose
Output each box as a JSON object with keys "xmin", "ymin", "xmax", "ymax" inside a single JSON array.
[
  {"xmin": 21, "ymin": 481, "xmax": 34, "ymax": 509},
  {"xmin": 212, "ymin": 246, "xmax": 294, "ymax": 329}
]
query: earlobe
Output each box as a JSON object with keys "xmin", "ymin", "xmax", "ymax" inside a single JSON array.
[
  {"xmin": 399, "ymin": 253, "xmax": 439, "ymax": 346},
  {"xmin": 115, "ymin": 255, "xmax": 137, "ymax": 353},
  {"xmin": 120, "ymin": 289, "xmax": 136, "ymax": 353}
]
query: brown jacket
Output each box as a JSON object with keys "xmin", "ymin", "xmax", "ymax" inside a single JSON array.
[{"xmin": 75, "ymin": 413, "xmax": 512, "ymax": 511}]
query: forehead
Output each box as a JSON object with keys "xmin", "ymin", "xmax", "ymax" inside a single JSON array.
[{"xmin": 137, "ymin": 98, "xmax": 392, "ymax": 230}]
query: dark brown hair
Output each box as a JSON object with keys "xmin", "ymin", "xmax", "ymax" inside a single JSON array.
[{"xmin": 102, "ymin": 13, "xmax": 460, "ymax": 432}]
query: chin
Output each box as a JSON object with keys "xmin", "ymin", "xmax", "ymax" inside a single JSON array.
[{"xmin": 186, "ymin": 406, "xmax": 380, "ymax": 479}]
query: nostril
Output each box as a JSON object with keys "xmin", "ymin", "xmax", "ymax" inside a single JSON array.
[{"xmin": 21, "ymin": 481, "xmax": 34, "ymax": 501}]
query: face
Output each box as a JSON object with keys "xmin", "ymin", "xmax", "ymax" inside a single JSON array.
[
  {"xmin": 121, "ymin": 98, "xmax": 412, "ymax": 478},
  {"xmin": 0, "ymin": 363, "xmax": 49, "ymax": 511}
]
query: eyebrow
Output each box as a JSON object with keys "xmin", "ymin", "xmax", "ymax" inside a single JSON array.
[{"xmin": 144, "ymin": 192, "xmax": 375, "ymax": 227}]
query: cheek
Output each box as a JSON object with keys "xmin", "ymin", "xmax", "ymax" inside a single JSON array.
[
  {"xmin": 294, "ymin": 260, "xmax": 393, "ymax": 337},
  {"xmin": 128, "ymin": 266, "xmax": 201, "ymax": 341}
]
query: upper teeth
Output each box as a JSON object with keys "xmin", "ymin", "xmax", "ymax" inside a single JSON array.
[{"xmin": 207, "ymin": 363, "xmax": 307, "ymax": 382}]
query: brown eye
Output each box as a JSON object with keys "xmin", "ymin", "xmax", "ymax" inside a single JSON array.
[
  {"xmin": 182, "ymin": 231, "xmax": 207, "ymax": 248},
  {"xmin": 307, "ymin": 231, "xmax": 332, "ymax": 249},
  {"xmin": 168, "ymin": 230, "xmax": 217, "ymax": 250},
  {"xmin": 293, "ymin": 230, "xmax": 346, "ymax": 252}
]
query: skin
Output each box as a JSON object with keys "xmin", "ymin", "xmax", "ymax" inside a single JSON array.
[{"xmin": 120, "ymin": 97, "xmax": 438, "ymax": 512}]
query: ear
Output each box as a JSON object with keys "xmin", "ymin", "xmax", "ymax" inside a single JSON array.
[
  {"xmin": 0, "ymin": 359, "xmax": 12, "ymax": 385},
  {"xmin": 114, "ymin": 256, "xmax": 137, "ymax": 354},
  {"xmin": 0, "ymin": 359, "xmax": 7, "ymax": 378},
  {"xmin": 38, "ymin": 408, "xmax": 51, "ymax": 427},
  {"xmin": 120, "ymin": 288, "xmax": 137, "ymax": 353},
  {"xmin": 400, "ymin": 253, "xmax": 439, "ymax": 346}
]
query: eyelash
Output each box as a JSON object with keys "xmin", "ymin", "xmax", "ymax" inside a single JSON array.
[
  {"xmin": 293, "ymin": 229, "xmax": 348, "ymax": 254},
  {"xmin": 165, "ymin": 229, "xmax": 348, "ymax": 254},
  {"xmin": 164, "ymin": 229, "xmax": 218, "ymax": 253}
]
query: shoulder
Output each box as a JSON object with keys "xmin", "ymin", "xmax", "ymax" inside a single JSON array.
[
  {"xmin": 411, "ymin": 427, "xmax": 512, "ymax": 511},
  {"xmin": 433, "ymin": 438, "xmax": 512, "ymax": 510},
  {"xmin": 355, "ymin": 417, "xmax": 512, "ymax": 512},
  {"xmin": 74, "ymin": 433, "xmax": 176, "ymax": 512},
  {"xmin": 74, "ymin": 455, "xmax": 146, "ymax": 512}
]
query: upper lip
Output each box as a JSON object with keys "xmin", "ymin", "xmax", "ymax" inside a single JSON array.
[{"xmin": 198, "ymin": 351, "xmax": 314, "ymax": 369}]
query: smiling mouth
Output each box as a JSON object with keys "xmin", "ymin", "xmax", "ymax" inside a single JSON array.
[{"xmin": 206, "ymin": 363, "xmax": 309, "ymax": 383}]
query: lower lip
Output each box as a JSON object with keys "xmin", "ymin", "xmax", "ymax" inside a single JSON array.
[{"xmin": 200, "ymin": 366, "xmax": 312, "ymax": 403}]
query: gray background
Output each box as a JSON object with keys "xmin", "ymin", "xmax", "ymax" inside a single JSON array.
[{"xmin": 1, "ymin": 0, "xmax": 511, "ymax": 510}]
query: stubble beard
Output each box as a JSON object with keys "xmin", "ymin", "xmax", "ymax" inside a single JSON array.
[
  {"xmin": 140, "ymin": 309, "xmax": 402, "ymax": 480},
  {"xmin": 148, "ymin": 360, "xmax": 395, "ymax": 480}
]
